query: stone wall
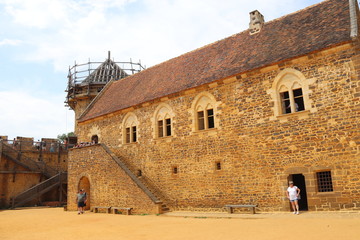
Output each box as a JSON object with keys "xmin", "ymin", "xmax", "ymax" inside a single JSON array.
[
  {"xmin": 73, "ymin": 43, "xmax": 360, "ymax": 212},
  {"xmin": 23, "ymin": 152, "xmax": 68, "ymax": 172},
  {"xmin": 67, "ymin": 144, "xmax": 161, "ymax": 214}
]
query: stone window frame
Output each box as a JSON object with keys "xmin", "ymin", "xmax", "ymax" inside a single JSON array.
[
  {"xmin": 153, "ymin": 103, "xmax": 175, "ymax": 139},
  {"xmin": 268, "ymin": 68, "xmax": 315, "ymax": 120},
  {"xmin": 316, "ymin": 170, "xmax": 334, "ymax": 193},
  {"xmin": 122, "ymin": 112, "xmax": 139, "ymax": 144},
  {"xmin": 190, "ymin": 92, "xmax": 220, "ymax": 132}
]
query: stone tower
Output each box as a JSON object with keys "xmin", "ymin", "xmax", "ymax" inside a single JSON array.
[{"xmin": 65, "ymin": 52, "xmax": 145, "ymax": 132}]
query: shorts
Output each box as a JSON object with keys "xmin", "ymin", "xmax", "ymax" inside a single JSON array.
[
  {"xmin": 78, "ymin": 201, "xmax": 85, "ymax": 207},
  {"xmin": 290, "ymin": 199, "xmax": 298, "ymax": 202}
]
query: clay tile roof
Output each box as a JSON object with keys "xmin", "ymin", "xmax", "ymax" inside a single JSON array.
[{"xmin": 79, "ymin": 0, "xmax": 354, "ymax": 122}]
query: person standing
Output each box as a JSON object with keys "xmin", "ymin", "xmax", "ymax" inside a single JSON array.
[
  {"xmin": 76, "ymin": 189, "xmax": 87, "ymax": 215},
  {"xmin": 286, "ymin": 181, "xmax": 300, "ymax": 215}
]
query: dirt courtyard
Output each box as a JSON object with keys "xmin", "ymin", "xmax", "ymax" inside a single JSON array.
[{"xmin": 1, "ymin": 208, "xmax": 360, "ymax": 240}]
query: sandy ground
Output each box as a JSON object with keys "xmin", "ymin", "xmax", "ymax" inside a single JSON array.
[{"xmin": 1, "ymin": 208, "xmax": 360, "ymax": 240}]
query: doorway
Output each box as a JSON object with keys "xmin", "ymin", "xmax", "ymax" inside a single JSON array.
[
  {"xmin": 288, "ymin": 174, "xmax": 308, "ymax": 211},
  {"xmin": 91, "ymin": 135, "xmax": 98, "ymax": 144},
  {"xmin": 78, "ymin": 176, "xmax": 90, "ymax": 210}
]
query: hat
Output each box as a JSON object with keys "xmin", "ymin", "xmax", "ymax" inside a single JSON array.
[{"xmin": 289, "ymin": 181, "xmax": 294, "ymax": 184}]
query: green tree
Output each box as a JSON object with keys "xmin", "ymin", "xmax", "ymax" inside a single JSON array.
[{"xmin": 57, "ymin": 132, "xmax": 76, "ymax": 143}]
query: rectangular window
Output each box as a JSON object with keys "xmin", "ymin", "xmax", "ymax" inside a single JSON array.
[
  {"xmin": 173, "ymin": 166, "xmax": 178, "ymax": 174},
  {"xmin": 293, "ymin": 88, "xmax": 305, "ymax": 112},
  {"xmin": 197, "ymin": 111, "xmax": 205, "ymax": 130},
  {"xmin": 280, "ymin": 91, "xmax": 291, "ymax": 114},
  {"xmin": 125, "ymin": 128, "xmax": 130, "ymax": 143},
  {"xmin": 207, "ymin": 109, "xmax": 215, "ymax": 129},
  {"xmin": 216, "ymin": 161, "xmax": 221, "ymax": 170},
  {"xmin": 316, "ymin": 171, "xmax": 333, "ymax": 192},
  {"xmin": 132, "ymin": 126, "xmax": 137, "ymax": 142},
  {"xmin": 165, "ymin": 118, "xmax": 171, "ymax": 136},
  {"xmin": 158, "ymin": 120, "xmax": 164, "ymax": 138}
]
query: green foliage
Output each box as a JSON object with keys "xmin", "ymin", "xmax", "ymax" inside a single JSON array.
[{"xmin": 57, "ymin": 132, "xmax": 76, "ymax": 142}]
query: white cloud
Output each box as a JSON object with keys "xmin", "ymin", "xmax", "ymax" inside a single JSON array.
[
  {"xmin": 0, "ymin": 90, "xmax": 74, "ymax": 140},
  {"xmin": 0, "ymin": 0, "xmax": 322, "ymax": 141},
  {"xmin": 0, "ymin": 38, "xmax": 21, "ymax": 46},
  {"xmin": 1, "ymin": 0, "xmax": 323, "ymax": 71}
]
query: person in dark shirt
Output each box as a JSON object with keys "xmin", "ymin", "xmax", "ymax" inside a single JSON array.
[{"xmin": 76, "ymin": 189, "xmax": 87, "ymax": 215}]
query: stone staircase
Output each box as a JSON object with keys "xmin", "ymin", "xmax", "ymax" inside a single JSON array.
[
  {"xmin": 101, "ymin": 144, "xmax": 170, "ymax": 213},
  {"xmin": 1, "ymin": 141, "xmax": 67, "ymax": 208}
]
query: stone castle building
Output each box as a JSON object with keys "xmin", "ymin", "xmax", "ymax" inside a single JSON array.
[{"xmin": 67, "ymin": 0, "xmax": 360, "ymax": 213}]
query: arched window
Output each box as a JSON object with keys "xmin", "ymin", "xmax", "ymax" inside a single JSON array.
[
  {"xmin": 191, "ymin": 92, "xmax": 218, "ymax": 131},
  {"xmin": 278, "ymin": 82, "xmax": 305, "ymax": 114},
  {"xmin": 154, "ymin": 104, "xmax": 174, "ymax": 138},
  {"xmin": 269, "ymin": 68, "xmax": 313, "ymax": 118},
  {"xmin": 122, "ymin": 113, "xmax": 139, "ymax": 144}
]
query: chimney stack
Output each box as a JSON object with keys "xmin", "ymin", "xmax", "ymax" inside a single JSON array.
[{"xmin": 249, "ymin": 10, "xmax": 264, "ymax": 35}]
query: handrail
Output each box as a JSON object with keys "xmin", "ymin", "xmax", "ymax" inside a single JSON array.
[
  {"xmin": 3, "ymin": 139, "xmax": 69, "ymax": 153},
  {"xmin": 1, "ymin": 142, "xmax": 58, "ymax": 178},
  {"xmin": 100, "ymin": 144, "xmax": 161, "ymax": 204},
  {"xmin": 11, "ymin": 172, "xmax": 67, "ymax": 208}
]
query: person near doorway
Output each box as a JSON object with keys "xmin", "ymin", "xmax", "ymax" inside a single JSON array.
[
  {"xmin": 286, "ymin": 181, "xmax": 300, "ymax": 215},
  {"xmin": 76, "ymin": 189, "xmax": 87, "ymax": 215}
]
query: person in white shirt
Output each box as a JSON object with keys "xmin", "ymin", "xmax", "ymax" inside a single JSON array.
[{"xmin": 286, "ymin": 181, "xmax": 301, "ymax": 214}]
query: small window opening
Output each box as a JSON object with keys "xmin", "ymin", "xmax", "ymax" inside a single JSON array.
[
  {"xmin": 281, "ymin": 91, "xmax": 291, "ymax": 114},
  {"xmin": 132, "ymin": 126, "xmax": 137, "ymax": 142},
  {"xmin": 165, "ymin": 118, "xmax": 171, "ymax": 136},
  {"xmin": 207, "ymin": 109, "xmax": 215, "ymax": 129},
  {"xmin": 216, "ymin": 161, "xmax": 221, "ymax": 170},
  {"xmin": 137, "ymin": 170, "xmax": 142, "ymax": 177},
  {"xmin": 158, "ymin": 120, "xmax": 164, "ymax": 138},
  {"xmin": 316, "ymin": 171, "xmax": 333, "ymax": 192},
  {"xmin": 293, "ymin": 88, "xmax": 305, "ymax": 112},
  {"xmin": 125, "ymin": 128, "xmax": 130, "ymax": 143},
  {"xmin": 173, "ymin": 166, "xmax": 178, "ymax": 174},
  {"xmin": 197, "ymin": 111, "xmax": 205, "ymax": 130}
]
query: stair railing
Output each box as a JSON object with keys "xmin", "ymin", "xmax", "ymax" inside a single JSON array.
[
  {"xmin": 1, "ymin": 141, "xmax": 58, "ymax": 178},
  {"xmin": 100, "ymin": 143, "xmax": 161, "ymax": 204},
  {"xmin": 11, "ymin": 172, "xmax": 67, "ymax": 208}
]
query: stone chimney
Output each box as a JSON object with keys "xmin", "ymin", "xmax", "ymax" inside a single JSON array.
[{"xmin": 249, "ymin": 10, "xmax": 265, "ymax": 35}]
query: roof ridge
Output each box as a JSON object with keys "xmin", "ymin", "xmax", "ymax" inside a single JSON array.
[
  {"xmin": 264, "ymin": 0, "xmax": 331, "ymax": 26},
  {"xmin": 115, "ymin": 0, "xmax": 333, "ymax": 85},
  {"xmin": 80, "ymin": 0, "xmax": 352, "ymax": 122}
]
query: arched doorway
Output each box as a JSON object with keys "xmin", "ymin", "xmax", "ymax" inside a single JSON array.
[
  {"xmin": 78, "ymin": 176, "xmax": 90, "ymax": 210},
  {"xmin": 288, "ymin": 174, "xmax": 308, "ymax": 211},
  {"xmin": 91, "ymin": 135, "xmax": 98, "ymax": 144}
]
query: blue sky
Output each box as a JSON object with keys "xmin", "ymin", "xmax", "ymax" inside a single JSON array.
[{"xmin": 0, "ymin": 0, "xmax": 323, "ymax": 141}]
